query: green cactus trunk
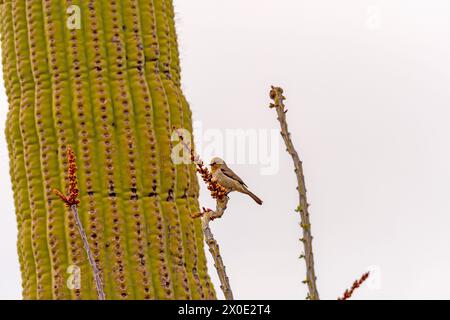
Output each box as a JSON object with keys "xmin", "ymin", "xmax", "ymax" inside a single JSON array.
[{"xmin": 0, "ymin": 0, "xmax": 215, "ymax": 300}]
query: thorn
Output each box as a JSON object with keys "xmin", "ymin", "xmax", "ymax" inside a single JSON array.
[{"xmin": 301, "ymin": 223, "xmax": 311, "ymax": 230}]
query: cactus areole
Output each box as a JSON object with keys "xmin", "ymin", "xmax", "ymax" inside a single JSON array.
[{"xmin": 0, "ymin": 0, "xmax": 215, "ymax": 299}]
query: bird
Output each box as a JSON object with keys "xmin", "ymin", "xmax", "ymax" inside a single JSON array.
[{"xmin": 209, "ymin": 157, "xmax": 263, "ymax": 205}]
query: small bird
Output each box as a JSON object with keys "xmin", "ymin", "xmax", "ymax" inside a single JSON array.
[{"xmin": 209, "ymin": 157, "xmax": 263, "ymax": 205}]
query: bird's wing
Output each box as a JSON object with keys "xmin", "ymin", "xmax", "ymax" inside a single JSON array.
[{"xmin": 220, "ymin": 164, "xmax": 248, "ymax": 187}]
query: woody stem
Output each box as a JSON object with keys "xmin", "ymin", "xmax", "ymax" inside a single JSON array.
[
  {"xmin": 270, "ymin": 86, "xmax": 320, "ymax": 300},
  {"xmin": 202, "ymin": 198, "xmax": 233, "ymax": 300},
  {"xmin": 70, "ymin": 204, "xmax": 105, "ymax": 300}
]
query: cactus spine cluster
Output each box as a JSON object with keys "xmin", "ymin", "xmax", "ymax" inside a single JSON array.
[{"xmin": 0, "ymin": 0, "xmax": 216, "ymax": 300}]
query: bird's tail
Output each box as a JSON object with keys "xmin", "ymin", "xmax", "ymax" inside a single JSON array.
[{"xmin": 244, "ymin": 189, "xmax": 263, "ymax": 205}]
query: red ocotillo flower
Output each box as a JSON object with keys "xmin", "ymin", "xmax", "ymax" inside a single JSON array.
[
  {"xmin": 52, "ymin": 145, "xmax": 105, "ymax": 300},
  {"xmin": 176, "ymin": 129, "xmax": 228, "ymax": 201},
  {"xmin": 193, "ymin": 155, "xmax": 228, "ymax": 201},
  {"xmin": 338, "ymin": 272, "xmax": 370, "ymax": 300},
  {"xmin": 53, "ymin": 146, "xmax": 80, "ymax": 207}
]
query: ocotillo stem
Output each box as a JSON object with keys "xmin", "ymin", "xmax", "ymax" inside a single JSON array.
[{"xmin": 70, "ymin": 204, "xmax": 105, "ymax": 300}]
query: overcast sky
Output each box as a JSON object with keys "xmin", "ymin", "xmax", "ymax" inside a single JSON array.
[{"xmin": 1, "ymin": 0, "xmax": 450, "ymax": 299}]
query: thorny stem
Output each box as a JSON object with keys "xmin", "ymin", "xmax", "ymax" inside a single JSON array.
[
  {"xmin": 201, "ymin": 197, "xmax": 233, "ymax": 300},
  {"xmin": 269, "ymin": 86, "xmax": 320, "ymax": 300},
  {"xmin": 175, "ymin": 128, "xmax": 233, "ymax": 300},
  {"xmin": 53, "ymin": 147, "xmax": 105, "ymax": 300},
  {"xmin": 71, "ymin": 204, "xmax": 105, "ymax": 300}
]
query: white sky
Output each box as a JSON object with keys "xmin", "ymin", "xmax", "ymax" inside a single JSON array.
[{"xmin": 1, "ymin": 0, "xmax": 450, "ymax": 299}]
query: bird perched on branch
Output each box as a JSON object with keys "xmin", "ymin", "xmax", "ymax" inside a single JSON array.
[{"xmin": 209, "ymin": 157, "xmax": 263, "ymax": 205}]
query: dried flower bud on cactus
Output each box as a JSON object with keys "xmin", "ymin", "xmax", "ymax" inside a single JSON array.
[{"xmin": 53, "ymin": 147, "xmax": 80, "ymax": 207}]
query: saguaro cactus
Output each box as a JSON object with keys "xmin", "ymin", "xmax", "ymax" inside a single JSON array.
[{"xmin": 0, "ymin": 0, "xmax": 215, "ymax": 300}]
